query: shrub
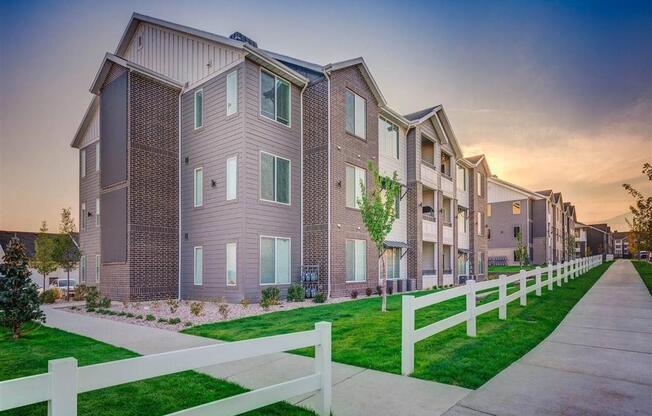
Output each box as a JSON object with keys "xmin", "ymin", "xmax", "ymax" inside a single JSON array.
[
  {"xmin": 190, "ymin": 301, "xmax": 204, "ymax": 316},
  {"xmin": 86, "ymin": 307, "xmax": 95, "ymax": 312},
  {"xmin": 74, "ymin": 284, "xmax": 89, "ymax": 300},
  {"xmin": 39, "ymin": 288, "xmax": 58, "ymax": 304},
  {"xmin": 184, "ymin": 321, "xmax": 193, "ymax": 327},
  {"xmin": 365, "ymin": 287, "xmax": 373, "ymax": 297},
  {"xmin": 387, "ymin": 286, "xmax": 393, "ymax": 295},
  {"xmin": 240, "ymin": 297, "xmax": 250, "ymax": 308},
  {"xmin": 313, "ymin": 292, "xmax": 326, "ymax": 303},
  {"xmin": 135, "ymin": 314, "xmax": 143, "ymax": 319},
  {"xmin": 376, "ymin": 285, "xmax": 383, "ymax": 295},
  {"xmin": 145, "ymin": 314, "xmax": 155, "ymax": 321},
  {"xmin": 157, "ymin": 318, "xmax": 168, "ymax": 323},
  {"xmin": 166, "ymin": 298, "xmax": 179, "ymax": 314},
  {"xmin": 260, "ymin": 287, "xmax": 280, "ymax": 308},
  {"xmin": 350, "ymin": 290, "xmax": 359, "ymax": 299},
  {"xmin": 117, "ymin": 311, "xmax": 127, "ymax": 316},
  {"xmin": 218, "ymin": 303, "xmax": 230, "ymax": 320},
  {"xmin": 126, "ymin": 313, "xmax": 134, "ymax": 318},
  {"xmin": 85, "ymin": 287, "xmax": 100, "ymax": 309},
  {"xmin": 168, "ymin": 317, "xmax": 181, "ymax": 325},
  {"xmin": 98, "ymin": 296, "xmax": 111, "ymax": 309},
  {"xmin": 286, "ymin": 284, "xmax": 305, "ymax": 302}
]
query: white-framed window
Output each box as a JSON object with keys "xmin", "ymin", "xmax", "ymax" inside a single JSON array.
[
  {"xmin": 457, "ymin": 165, "xmax": 467, "ymax": 191},
  {"xmin": 226, "ymin": 242, "xmax": 237, "ymax": 286},
  {"xmin": 227, "ymin": 70, "xmax": 238, "ymax": 116},
  {"xmin": 194, "ymin": 89, "xmax": 203, "ymax": 129},
  {"xmin": 345, "ymin": 164, "xmax": 366, "ymax": 209},
  {"xmin": 345, "ymin": 90, "xmax": 366, "ymax": 139},
  {"xmin": 193, "ymin": 246, "xmax": 203, "ymax": 285},
  {"xmin": 476, "ymin": 211, "xmax": 483, "ymax": 236},
  {"xmin": 260, "ymin": 69, "xmax": 290, "ymax": 126},
  {"xmin": 345, "ymin": 239, "xmax": 366, "ymax": 282},
  {"xmin": 487, "ymin": 203, "xmax": 492, "ymax": 217},
  {"xmin": 512, "ymin": 201, "xmax": 521, "ymax": 215},
  {"xmin": 80, "ymin": 149, "xmax": 86, "ymax": 178},
  {"xmin": 260, "ymin": 152, "xmax": 290, "ymax": 204},
  {"xmin": 95, "ymin": 255, "xmax": 100, "ymax": 282},
  {"xmin": 385, "ymin": 247, "xmax": 401, "ymax": 280},
  {"xmin": 458, "ymin": 209, "xmax": 468, "ymax": 233},
  {"xmin": 226, "ymin": 156, "xmax": 237, "ymax": 200},
  {"xmin": 260, "ymin": 236, "xmax": 291, "ymax": 284},
  {"xmin": 81, "ymin": 202, "xmax": 86, "ymax": 231},
  {"xmin": 80, "ymin": 255, "xmax": 86, "ymax": 282},
  {"xmin": 378, "ymin": 116, "xmax": 398, "ymax": 158},
  {"xmin": 476, "ymin": 172, "xmax": 483, "ymax": 196},
  {"xmin": 194, "ymin": 167, "xmax": 203, "ymax": 207},
  {"xmin": 96, "ymin": 142, "xmax": 100, "ymax": 172},
  {"xmin": 95, "ymin": 198, "xmax": 100, "ymax": 227}
]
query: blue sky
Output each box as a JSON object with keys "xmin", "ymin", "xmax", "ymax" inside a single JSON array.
[{"xmin": 1, "ymin": 0, "xmax": 650, "ymax": 230}]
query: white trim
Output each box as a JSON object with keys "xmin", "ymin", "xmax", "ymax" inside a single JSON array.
[
  {"xmin": 95, "ymin": 254, "xmax": 100, "ymax": 283},
  {"xmin": 193, "ymin": 246, "xmax": 203, "ymax": 286},
  {"xmin": 80, "ymin": 255, "xmax": 86, "ymax": 283},
  {"xmin": 194, "ymin": 89, "xmax": 203, "ymax": 130},
  {"xmin": 259, "ymin": 68, "xmax": 291, "ymax": 128},
  {"xmin": 81, "ymin": 202, "xmax": 86, "ymax": 231},
  {"xmin": 95, "ymin": 142, "xmax": 100, "ymax": 172},
  {"xmin": 259, "ymin": 236, "xmax": 292, "ymax": 285},
  {"xmin": 226, "ymin": 70, "xmax": 238, "ymax": 116},
  {"xmin": 259, "ymin": 151, "xmax": 291, "ymax": 206},
  {"xmin": 193, "ymin": 167, "xmax": 203, "ymax": 207},
  {"xmin": 226, "ymin": 156, "xmax": 237, "ymax": 201},
  {"xmin": 95, "ymin": 198, "xmax": 100, "ymax": 227},
  {"xmin": 345, "ymin": 239, "xmax": 367, "ymax": 283},
  {"xmin": 80, "ymin": 149, "xmax": 86, "ymax": 178},
  {"xmin": 226, "ymin": 242, "xmax": 237, "ymax": 286}
]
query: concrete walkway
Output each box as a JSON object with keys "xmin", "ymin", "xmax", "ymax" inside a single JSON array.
[
  {"xmin": 43, "ymin": 305, "xmax": 469, "ymax": 416},
  {"xmin": 444, "ymin": 260, "xmax": 652, "ymax": 416}
]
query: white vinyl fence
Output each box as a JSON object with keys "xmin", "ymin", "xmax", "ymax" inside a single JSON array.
[
  {"xmin": 0, "ymin": 322, "xmax": 332, "ymax": 416},
  {"xmin": 401, "ymin": 255, "xmax": 603, "ymax": 375}
]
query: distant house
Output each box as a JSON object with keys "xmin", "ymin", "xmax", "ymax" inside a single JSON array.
[
  {"xmin": 613, "ymin": 231, "xmax": 631, "ymax": 258},
  {"xmin": 0, "ymin": 230, "xmax": 80, "ymax": 288}
]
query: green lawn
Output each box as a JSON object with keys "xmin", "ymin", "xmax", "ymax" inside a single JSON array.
[
  {"xmin": 0, "ymin": 325, "xmax": 313, "ymax": 416},
  {"xmin": 632, "ymin": 260, "xmax": 652, "ymax": 295},
  {"xmin": 186, "ymin": 262, "xmax": 612, "ymax": 389}
]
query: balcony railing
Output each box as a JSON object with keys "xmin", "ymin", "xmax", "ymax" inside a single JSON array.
[
  {"xmin": 443, "ymin": 268, "xmax": 453, "ymax": 274},
  {"xmin": 421, "ymin": 159, "xmax": 435, "ymax": 169},
  {"xmin": 422, "ymin": 269, "xmax": 437, "ymax": 276},
  {"xmin": 422, "ymin": 213, "xmax": 436, "ymax": 222},
  {"xmin": 443, "ymin": 220, "xmax": 452, "ymax": 227}
]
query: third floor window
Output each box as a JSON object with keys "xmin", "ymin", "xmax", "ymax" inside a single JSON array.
[
  {"xmin": 345, "ymin": 90, "xmax": 366, "ymax": 139},
  {"xmin": 260, "ymin": 70, "xmax": 290, "ymax": 126},
  {"xmin": 378, "ymin": 116, "xmax": 398, "ymax": 158}
]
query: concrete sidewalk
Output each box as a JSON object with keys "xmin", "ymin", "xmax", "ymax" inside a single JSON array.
[
  {"xmin": 43, "ymin": 305, "xmax": 469, "ymax": 416},
  {"xmin": 444, "ymin": 260, "xmax": 652, "ymax": 416}
]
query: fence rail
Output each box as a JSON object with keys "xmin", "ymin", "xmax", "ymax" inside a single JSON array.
[
  {"xmin": 401, "ymin": 255, "xmax": 603, "ymax": 375},
  {"xmin": 0, "ymin": 322, "xmax": 332, "ymax": 416}
]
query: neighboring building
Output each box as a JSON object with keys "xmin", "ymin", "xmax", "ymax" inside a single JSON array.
[
  {"xmin": 0, "ymin": 231, "xmax": 79, "ymax": 288},
  {"xmin": 580, "ymin": 223, "xmax": 614, "ymax": 260},
  {"xmin": 613, "ymin": 231, "xmax": 631, "ymax": 258},
  {"xmin": 464, "ymin": 155, "xmax": 491, "ymax": 281},
  {"xmin": 575, "ymin": 223, "xmax": 589, "ymax": 257}
]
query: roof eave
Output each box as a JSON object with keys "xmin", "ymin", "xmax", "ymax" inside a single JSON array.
[
  {"xmin": 324, "ymin": 57, "xmax": 387, "ymax": 106},
  {"xmin": 243, "ymin": 45, "xmax": 308, "ymax": 87},
  {"xmin": 70, "ymin": 96, "xmax": 99, "ymax": 149}
]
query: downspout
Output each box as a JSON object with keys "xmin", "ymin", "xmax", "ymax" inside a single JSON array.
[
  {"xmin": 323, "ymin": 69, "xmax": 332, "ymax": 299},
  {"xmin": 177, "ymin": 90, "xmax": 182, "ymax": 300},
  {"xmin": 300, "ymin": 82, "xmax": 307, "ymax": 270}
]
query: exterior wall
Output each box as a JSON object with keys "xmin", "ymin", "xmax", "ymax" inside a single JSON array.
[
  {"xmin": 468, "ymin": 164, "xmax": 488, "ymax": 279},
  {"xmin": 406, "ymin": 127, "xmax": 423, "ymax": 288},
  {"xmin": 79, "ymin": 140, "xmax": 101, "ymax": 285},
  {"xmin": 487, "ymin": 199, "xmax": 530, "ymax": 265},
  {"xmin": 532, "ymin": 199, "xmax": 549, "ymax": 264}
]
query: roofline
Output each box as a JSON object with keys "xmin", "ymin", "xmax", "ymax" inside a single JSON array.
[
  {"xmin": 70, "ymin": 96, "xmax": 99, "ymax": 148},
  {"xmin": 263, "ymin": 49, "xmax": 324, "ymax": 74},
  {"xmin": 379, "ymin": 105, "xmax": 411, "ymax": 127},
  {"xmin": 488, "ymin": 176, "xmax": 545, "ymax": 200},
  {"xmin": 464, "ymin": 154, "xmax": 492, "ymax": 176},
  {"xmin": 324, "ymin": 57, "xmax": 387, "ymax": 106},
  {"xmin": 405, "ymin": 105, "xmax": 443, "ymax": 125},
  {"xmin": 243, "ymin": 45, "xmax": 308, "ymax": 87}
]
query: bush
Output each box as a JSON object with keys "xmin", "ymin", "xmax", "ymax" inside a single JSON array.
[
  {"xmin": 126, "ymin": 313, "xmax": 134, "ymax": 318},
  {"xmin": 74, "ymin": 284, "xmax": 89, "ymax": 300},
  {"xmin": 376, "ymin": 285, "xmax": 383, "ymax": 296},
  {"xmin": 39, "ymin": 288, "xmax": 59, "ymax": 304},
  {"xmin": 117, "ymin": 311, "xmax": 126, "ymax": 316},
  {"xmin": 218, "ymin": 303, "xmax": 230, "ymax": 320},
  {"xmin": 135, "ymin": 314, "xmax": 143, "ymax": 320},
  {"xmin": 145, "ymin": 314, "xmax": 155, "ymax": 321},
  {"xmin": 313, "ymin": 292, "xmax": 326, "ymax": 303},
  {"xmin": 166, "ymin": 298, "xmax": 179, "ymax": 314},
  {"xmin": 287, "ymin": 284, "xmax": 305, "ymax": 302},
  {"xmin": 240, "ymin": 297, "xmax": 250, "ymax": 308},
  {"xmin": 350, "ymin": 290, "xmax": 359, "ymax": 299},
  {"xmin": 387, "ymin": 286, "xmax": 393, "ymax": 295},
  {"xmin": 190, "ymin": 301, "xmax": 204, "ymax": 316},
  {"xmin": 157, "ymin": 318, "xmax": 168, "ymax": 323},
  {"xmin": 365, "ymin": 287, "xmax": 373, "ymax": 297},
  {"xmin": 168, "ymin": 317, "xmax": 181, "ymax": 325},
  {"xmin": 85, "ymin": 286, "xmax": 100, "ymax": 309},
  {"xmin": 260, "ymin": 287, "xmax": 280, "ymax": 308},
  {"xmin": 184, "ymin": 321, "xmax": 193, "ymax": 327},
  {"xmin": 98, "ymin": 296, "xmax": 111, "ymax": 309},
  {"xmin": 86, "ymin": 307, "xmax": 96, "ymax": 312}
]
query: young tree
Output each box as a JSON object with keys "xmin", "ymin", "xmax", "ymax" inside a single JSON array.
[
  {"xmin": 565, "ymin": 233, "xmax": 576, "ymax": 260},
  {"xmin": 31, "ymin": 221, "xmax": 58, "ymax": 290},
  {"xmin": 0, "ymin": 237, "xmax": 46, "ymax": 338},
  {"xmin": 358, "ymin": 161, "xmax": 401, "ymax": 312},
  {"xmin": 53, "ymin": 208, "xmax": 81, "ymax": 301},
  {"xmin": 515, "ymin": 231, "xmax": 528, "ymax": 267},
  {"xmin": 623, "ymin": 162, "xmax": 652, "ymax": 253}
]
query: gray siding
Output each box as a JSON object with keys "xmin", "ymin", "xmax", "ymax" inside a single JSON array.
[
  {"xmin": 487, "ymin": 199, "xmax": 529, "ymax": 264},
  {"xmin": 79, "ymin": 142, "xmax": 101, "ymax": 284},
  {"xmin": 100, "ymin": 71, "xmax": 128, "ymax": 188}
]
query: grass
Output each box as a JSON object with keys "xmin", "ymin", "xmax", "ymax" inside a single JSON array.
[
  {"xmin": 186, "ymin": 262, "xmax": 612, "ymax": 389},
  {"xmin": 0, "ymin": 324, "xmax": 313, "ymax": 416},
  {"xmin": 632, "ymin": 260, "xmax": 652, "ymax": 295}
]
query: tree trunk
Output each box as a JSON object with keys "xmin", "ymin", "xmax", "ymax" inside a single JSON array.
[
  {"xmin": 381, "ymin": 252, "xmax": 387, "ymax": 312},
  {"xmin": 13, "ymin": 322, "xmax": 20, "ymax": 339}
]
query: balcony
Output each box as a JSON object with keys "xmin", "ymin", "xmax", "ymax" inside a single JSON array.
[
  {"xmin": 458, "ymin": 230, "xmax": 469, "ymax": 250},
  {"xmin": 441, "ymin": 175, "xmax": 454, "ymax": 197},
  {"xmin": 422, "ymin": 215, "xmax": 437, "ymax": 242},
  {"xmin": 442, "ymin": 224, "xmax": 454, "ymax": 245},
  {"xmin": 420, "ymin": 163, "xmax": 437, "ymax": 189}
]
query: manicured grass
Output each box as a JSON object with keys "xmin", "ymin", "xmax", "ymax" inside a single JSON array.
[
  {"xmin": 0, "ymin": 325, "xmax": 313, "ymax": 416},
  {"xmin": 186, "ymin": 262, "xmax": 612, "ymax": 389},
  {"xmin": 632, "ymin": 260, "xmax": 652, "ymax": 295}
]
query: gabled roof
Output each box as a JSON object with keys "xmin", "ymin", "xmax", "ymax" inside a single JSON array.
[
  {"xmin": 537, "ymin": 189, "xmax": 553, "ymax": 197},
  {"xmin": 403, "ymin": 106, "xmax": 441, "ymax": 124},
  {"xmin": 403, "ymin": 106, "xmax": 463, "ymax": 157},
  {"xmin": 488, "ymin": 176, "xmax": 545, "ymax": 200},
  {"xmin": 464, "ymin": 154, "xmax": 492, "ymax": 176},
  {"xmin": 0, "ymin": 231, "xmax": 78, "ymax": 258},
  {"xmin": 70, "ymin": 96, "xmax": 98, "ymax": 148},
  {"xmin": 324, "ymin": 57, "xmax": 387, "ymax": 106},
  {"xmin": 553, "ymin": 192, "xmax": 563, "ymax": 204}
]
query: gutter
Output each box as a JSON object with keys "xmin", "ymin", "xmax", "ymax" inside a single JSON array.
[
  {"xmin": 177, "ymin": 90, "xmax": 182, "ymax": 300},
  {"xmin": 324, "ymin": 70, "xmax": 332, "ymax": 299},
  {"xmin": 300, "ymin": 82, "xmax": 307, "ymax": 268}
]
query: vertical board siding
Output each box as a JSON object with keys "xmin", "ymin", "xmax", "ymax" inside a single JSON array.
[
  {"xmin": 79, "ymin": 107, "xmax": 100, "ymax": 149},
  {"xmin": 79, "ymin": 143, "xmax": 101, "ymax": 285}
]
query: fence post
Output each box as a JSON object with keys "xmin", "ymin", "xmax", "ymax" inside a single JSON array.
[
  {"xmin": 535, "ymin": 266, "xmax": 542, "ymax": 296},
  {"xmin": 48, "ymin": 357, "xmax": 77, "ymax": 416},
  {"xmin": 547, "ymin": 264, "xmax": 553, "ymax": 291},
  {"xmin": 314, "ymin": 322, "xmax": 332, "ymax": 416},
  {"xmin": 557, "ymin": 263, "xmax": 562, "ymax": 287},
  {"xmin": 401, "ymin": 295, "xmax": 415, "ymax": 376},
  {"xmin": 519, "ymin": 270, "xmax": 527, "ymax": 306},
  {"xmin": 466, "ymin": 280, "xmax": 476, "ymax": 337},
  {"xmin": 564, "ymin": 261, "xmax": 569, "ymax": 283},
  {"xmin": 498, "ymin": 274, "xmax": 507, "ymax": 320}
]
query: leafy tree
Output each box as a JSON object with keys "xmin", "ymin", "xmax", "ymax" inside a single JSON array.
[
  {"xmin": 623, "ymin": 163, "xmax": 652, "ymax": 253},
  {"xmin": 565, "ymin": 233, "xmax": 576, "ymax": 261},
  {"xmin": 0, "ymin": 237, "xmax": 46, "ymax": 338},
  {"xmin": 53, "ymin": 208, "xmax": 81, "ymax": 301},
  {"xmin": 515, "ymin": 231, "xmax": 528, "ymax": 267},
  {"xmin": 358, "ymin": 161, "xmax": 401, "ymax": 312},
  {"xmin": 31, "ymin": 221, "xmax": 58, "ymax": 290}
]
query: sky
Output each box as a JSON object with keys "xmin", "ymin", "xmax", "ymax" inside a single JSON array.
[{"xmin": 1, "ymin": 0, "xmax": 651, "ymax": 232}]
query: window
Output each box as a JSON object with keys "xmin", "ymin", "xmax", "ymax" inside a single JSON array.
[
  {"xmin": 345, "ymin": 90, "xmax": 366, "ymax": 138},
  {"xmin": 194, "ymin": 89, "xmax": 203, "ymax": 129},
  {"xmin": 513, "ymin": 226, "xmax": 521, "ymax": 238},
  {"xmin": 260, "ymin": 70, "xmax": 290, "ymax": 126},
  {"xmin": 80, "ymin": 256, "xmax": 86, "ymax": 282},
  {"xmin": 226, "ymin": 242, "xmax": 237, "ymax": 286},
  {"xmin": 81, "ymin": 149, "xmax": 86, "ymax": 178},
  {"xmin": 193, "ymin": 246, "xmax": 203, "ymax": 285},
  {"xmin": 95, "ymin": 255, "xmax": 100, "ymax": 282},
  {"xmin": 379, "ymin": 117, "xmax": 398, "ymax": 158},
  {"xmin": 81, "ymin": 203, "xmax": 86, "ymax": 231},
  {"xmin": 346, "ymin": 164, "xmax": 366, "ymax": 209},
  {"xmin": 226, "ymin": 71, "xmax": 238, "ymax": 116},
  {"xmin": 476, "ymin": 212, "xmax": 483, "ymax": 236},
  {"xmin": 457, "ymin": 166, "xmax": 467, "ymax": 191},
  {"xmin": 260, "ymin": 152, "xmax": 290, "ymax": 204},
  {"xmin": 194, "ymin": 168, "xmax": 203, "ymax": 207},
  {"xmin": 512, "ymin": 201, "xmax": 521, "ymax": 215},
  {"xmin": 458, "ymin": 209, "xmax": 467, "ymax": 233},
  {"xmin": 487, "ymin": 228, "xmax": 491, "ymax": 239},
  {"xmin": 487, "ymin": 203, "xmax": 492, "ymax": 217},
  {"xmin": 260, "ymin": 236, "xmax": 291, "ymax": 284},
  {"xmin": 385, "ymin": 247, "xmax": 401, "ymax": 280},
  {"xmin": 95, "ymin": 198, "xmax": 100, "ymax": 227},
  {"xmin": 96, "ymin": 142, "xmax": 100, "ymax": 171},
  {"xmin": 476, "ymin": 172, "xmax": 483, "ymax": 196},
  {"xmin": 478, "ymin": 253, "xmax": 485, "ymax": 274},
  {"xmin": 345, "ymin": 239, "xmax": 366, "ymax": 282},
  {"xmin": 226, "ymin": 157, "xmax": 237, "ymax": 200}
]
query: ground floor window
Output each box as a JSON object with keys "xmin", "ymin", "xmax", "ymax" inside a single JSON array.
[
  {"xmin": 346, "ymin": 239, "xmax": 366, "ymax": 282},
  {"xmin": 260, "ymin": 236, "xmax": 290, "ymax": 284},
  {"xmin": 95, "ymin": 255, "xmax": 100, "ymax": 282},
  {"xmin": 194, "ymin": 246, "xmax": 203, "ymax": 285},
  {"xmin": 80, "ymin": 255, "xmax": 86, "ymax": 282},
  {"xmin": 385, "ymin": 247, "xmax": 401, "ymax": 280},
  {"xmin": 226, "ymin": 242, "xmax": 237, "ymax": 286}
]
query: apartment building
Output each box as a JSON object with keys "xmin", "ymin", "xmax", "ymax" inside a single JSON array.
[
  {"xmin": 575, "ymin": 223, "xmax": 588, "ymax": 257},
  {"xmin": 575, "ymin": 223, "xmax": 613, "ymax": 260},
  {"xmin": 71, "ymin": 13, "xmax": 486, "ymax": 301},
  {"xmin": 613, "ymin": 231, "xmax": 631, "ymax": 258}
]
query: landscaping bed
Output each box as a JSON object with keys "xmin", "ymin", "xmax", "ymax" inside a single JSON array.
[
  {"xmin": 185, "ymin": 262, "xmax": 612, "ymax": 389},
  {"xmin": 0, "ymin": 324, "xmax": 314, "ymax": 416}
]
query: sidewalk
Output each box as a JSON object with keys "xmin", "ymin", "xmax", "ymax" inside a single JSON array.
[
  {"xmin": 444, "ymin": 260, "xmax": 652, "ymax": 416},
  {"xmin": 43, "ymin": 304, "xmax": 469, "ymax": 416}
]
